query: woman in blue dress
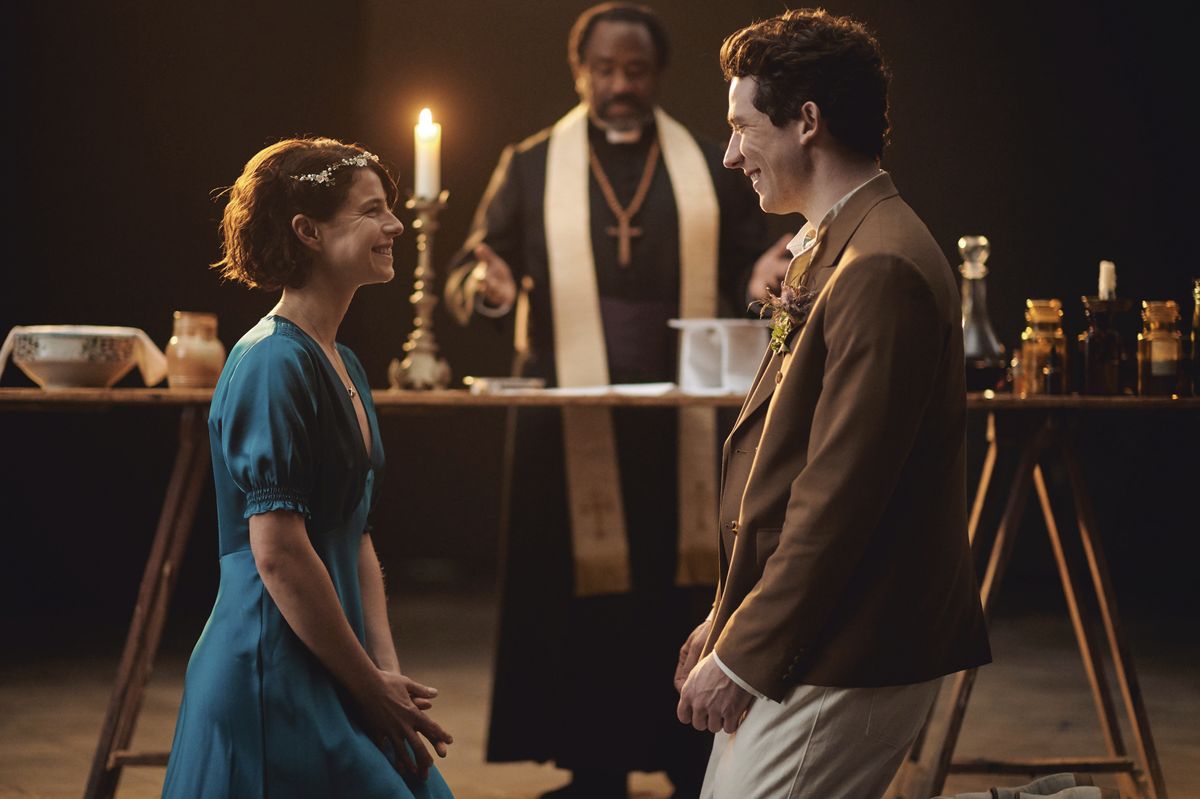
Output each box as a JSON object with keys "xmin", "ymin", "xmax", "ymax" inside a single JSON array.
[{"xmin": 163, "ymin": 138, "xmax": 455, "ymax": 798}]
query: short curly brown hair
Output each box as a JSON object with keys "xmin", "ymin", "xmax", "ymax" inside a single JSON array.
[
  {"xmin": 720, "ymin": 9, "xmax": 891, "ymax": 160},
  {"xmin": 213, "ymin": 137, "xmax": 399, "ymax": 290}
]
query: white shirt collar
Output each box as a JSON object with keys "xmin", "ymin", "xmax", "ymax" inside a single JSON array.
[{"xmin": 786, "ymin": 171, "xmax": 887, "ymax": 258}]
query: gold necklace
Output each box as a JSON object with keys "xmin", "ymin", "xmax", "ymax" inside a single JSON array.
[{"xmin": 588, "ymin": 137, "xmax": 661, "ymax": 268}]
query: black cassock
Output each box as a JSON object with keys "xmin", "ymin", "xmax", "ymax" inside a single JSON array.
[{"xmin": 445, "ymin": 119, "xmax": 767, "ymax": 777}]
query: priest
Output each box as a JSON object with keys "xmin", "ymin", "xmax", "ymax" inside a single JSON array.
[{"xmin": 443, "ymin": 4, "xmax": 779, "ymax": 797}]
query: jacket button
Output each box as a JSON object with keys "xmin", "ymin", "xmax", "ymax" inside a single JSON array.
[
  {"xmin": 730, "ymin": 520, "xmax": 738, "ymax": 535},
  {"xmin": 775, "ymin": 370, "xmax": 783, "ymax": 384}
]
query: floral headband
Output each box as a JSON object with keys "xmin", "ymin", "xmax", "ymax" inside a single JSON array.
[{"xmin": 290, "ymin": 151, "xmax": 379, "ymax": 186}]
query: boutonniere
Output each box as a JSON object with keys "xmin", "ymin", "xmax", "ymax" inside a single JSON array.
[{"xmin": 754, "ymin": 281, "xmax": 816, "ymax": 355}]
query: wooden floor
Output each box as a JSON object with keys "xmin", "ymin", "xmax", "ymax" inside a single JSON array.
[{"xmin": 2, "ymin": 591, "xmax": 1197, "ymax": 799}]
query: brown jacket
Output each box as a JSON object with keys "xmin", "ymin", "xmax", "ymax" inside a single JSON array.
[{"xmin": 704, "ymin": 175, "xmax": 991, "ymax": 701}]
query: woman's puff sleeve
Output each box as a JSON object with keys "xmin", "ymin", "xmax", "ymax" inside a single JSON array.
[{"xmin": 219, "ymin": 334, "xmax": 319, "ymax": 519}]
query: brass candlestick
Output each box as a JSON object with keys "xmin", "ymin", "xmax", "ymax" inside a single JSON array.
[{"xmin": 389, "ymin": 190, "xmax": 452, "ymax": 390}]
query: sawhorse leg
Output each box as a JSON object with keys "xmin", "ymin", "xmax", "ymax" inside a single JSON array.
[
  {"xmin": 83, "ymin": 405, "xmax": 210, "ymax": 799},
  {"xmin": 1062, "ymin": 440, "xmax": 1167, "ymax": 799},
  {"xmin": 893, "ymin": 413, "xmax": 1166, "ymax": 799},
  {"xmin": 894, "ymin": 414, "xmax": 1043, "ymax": 798}
]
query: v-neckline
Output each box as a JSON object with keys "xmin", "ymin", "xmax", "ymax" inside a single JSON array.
[{"xmin": 269, "ymin": 314, "xmax": 374, "ymax": 465}]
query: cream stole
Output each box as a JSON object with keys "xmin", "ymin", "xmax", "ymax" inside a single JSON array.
[{"xmin": 545, "ymin": 104, "xmax": 720, "ymax": 596}]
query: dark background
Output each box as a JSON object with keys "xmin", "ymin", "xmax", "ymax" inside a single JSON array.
[{"xmin": 2, "ymin": 1, "xmax": 1196, "ymax": 649}]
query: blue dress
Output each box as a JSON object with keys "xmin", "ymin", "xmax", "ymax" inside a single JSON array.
[{"xmin": 163, "ymin": 315, "xmax": 454, "ymax": 798}]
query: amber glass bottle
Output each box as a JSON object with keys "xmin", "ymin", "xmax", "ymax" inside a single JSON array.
[
  {"xmin": 1018, "ymin": 299, "xmax": 1066, "ymax": 396},
  {"xmin": 1190, "ymin": 279, "xmax": 1199, "ymax": 396},
  {"xmin": 1137, "ymin": 301, "xmax": 1182, "ymax": 396}
]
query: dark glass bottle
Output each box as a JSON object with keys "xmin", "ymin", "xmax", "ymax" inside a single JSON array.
[
  {"xmin": 1078, "ymin": 296, "xmax": 1130, "ymax": 395},
  {"xmin": 958, "ymin": 236, "xmax": 1006, "ymax": 391}
]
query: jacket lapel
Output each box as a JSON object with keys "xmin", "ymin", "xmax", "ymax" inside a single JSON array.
[
  {"xmin": 731, "ymin": 346, "xmax": 775, "ymax": 430},
  {"xmin": 732, "ymin": 351, "xmax": 783, "ymax": 434},
  {"xmin": 727, "ymin": 174, "xmax": 900, "ymax": 438}
]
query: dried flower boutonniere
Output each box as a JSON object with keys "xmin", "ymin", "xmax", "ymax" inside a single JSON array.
[{"xmin": 754, "ymin": 281, "xmax": 816, "ymax": 355}]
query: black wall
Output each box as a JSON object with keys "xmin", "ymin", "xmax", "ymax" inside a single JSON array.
[{"xmin": 3, "ymin": 1, "xmax": 1196, "ymax": 646}]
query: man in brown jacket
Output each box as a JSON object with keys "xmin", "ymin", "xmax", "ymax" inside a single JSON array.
[{"xmin": 675, "ymin": 10, "xmax": 991, "ymax": 798}]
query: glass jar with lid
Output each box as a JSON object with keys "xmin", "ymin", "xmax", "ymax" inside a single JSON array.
[
  {"xmin": 1137, "ymin": 300, "xmax": 1182, "ymax": 396},
  {"xmin": 1018, "ymin": 299, "xmax": 1067, "ymax": 396},
  {"xmin": 166, "ymin": 311, "xmax": 226, "ymax": 388}
]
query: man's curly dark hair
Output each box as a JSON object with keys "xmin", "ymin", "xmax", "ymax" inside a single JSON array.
[{"xmin": 720, "ymin": 9, "xmax": 892, "ymax": 160}]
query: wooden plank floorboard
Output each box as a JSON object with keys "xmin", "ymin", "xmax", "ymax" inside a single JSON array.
[{"xmin": 2, "ymin": 593, "xmax": 1196, "ymax": 799}]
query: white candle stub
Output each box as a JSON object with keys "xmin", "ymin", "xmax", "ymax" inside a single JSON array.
[
  {"xmin": 1098, "ymin": 259, "xmax": 1116, "ymax": 300},
  {"xmin": 414, "ymin": 107, "xmax": 442, "ymax": 199}
]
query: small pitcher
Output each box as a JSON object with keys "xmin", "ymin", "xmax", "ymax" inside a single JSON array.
[{"xmin": 166, "ymin": 311, "xmax": 226, "ymax": 388}]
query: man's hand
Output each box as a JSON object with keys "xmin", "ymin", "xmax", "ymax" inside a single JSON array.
[
  {"xmin": 747, "ymin": 233, "xmax": 794, "ymax": 303},
  {"xmin": 677, "ymin": 653, "xmax": 754, "ymax": 734},
  {"xmin": 674, "ymin": 617, "xmax": 712, "ymax": 693},
  {"xmin": 473, "ymin": 243, "xmax": 517, "ymax": 308}
]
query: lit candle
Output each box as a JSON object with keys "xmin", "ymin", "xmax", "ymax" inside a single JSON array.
[{"xmin": 414, "ymin": 108, "xmax": 441, "ymax": 199}]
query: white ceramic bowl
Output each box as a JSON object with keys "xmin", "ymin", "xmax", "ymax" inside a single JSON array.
[{"xmin": 11, "ymin": 326, "xmax": 139, "ymax": 388}]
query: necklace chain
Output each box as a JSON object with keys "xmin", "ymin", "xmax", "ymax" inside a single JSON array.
[
  {"xmin": 588, "ymin": 137, "xmax": 661, "ymax": 268},
  {"xmin": 277, "ymin": 309, "xmax": 357, "ymax": 400}
]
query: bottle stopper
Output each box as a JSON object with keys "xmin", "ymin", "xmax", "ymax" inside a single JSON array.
[
  {"xmin": 1098, "ymin": 260, "xmax": 1116, "ymax": 300},
  {"xmin": 958, "ymin": 235, "xmax": 990, "ymax": 279}
]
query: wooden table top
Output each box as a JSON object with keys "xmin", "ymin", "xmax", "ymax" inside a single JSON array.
[{"xmin": 1, "ymin": 387, "xmax": 1198, "ymax": 412}]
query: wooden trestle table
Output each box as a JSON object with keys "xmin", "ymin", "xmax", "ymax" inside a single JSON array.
[
  {"xmin": 0, "ymin": 388, "xmax": 1194, "ymax": 799},
  {"xmin": 892, "ymin": 395, "xmax": 1196, "ymax": 799}
]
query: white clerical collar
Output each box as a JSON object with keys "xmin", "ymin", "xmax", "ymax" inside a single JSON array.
[
  {"xmin": 590, "ymin": 115, "xmax": 649, "ymax": 144},
  {"xmin": 786, "ymin": 170, "xmax": 888, "ymax": 258},
  {"xmin": 605, "ymin": 126, "xmax": 643, "ymax": 144}
]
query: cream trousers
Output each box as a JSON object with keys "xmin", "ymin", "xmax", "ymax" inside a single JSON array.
[{"xmin": 701, "ymin": 678, "xmax": 942, "ymax": 799}]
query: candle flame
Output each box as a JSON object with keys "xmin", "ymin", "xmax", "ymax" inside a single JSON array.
[{"xmin": 418, "ymin": 108, "xmax": 435, "ymax": 131}]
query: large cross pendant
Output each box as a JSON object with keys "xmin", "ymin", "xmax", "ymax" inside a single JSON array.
[{"xmin": 606, "ymin": 216, "xmax": 643, "ymax": 268}]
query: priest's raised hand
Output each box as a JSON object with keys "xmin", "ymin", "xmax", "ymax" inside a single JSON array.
[
  {"xmin": 472, "ymin": 243, "xmax": 517, "ymax": 310},
  {"xmin": 747, "ymin": 232, "xmax": 795, "ymax": 303}
]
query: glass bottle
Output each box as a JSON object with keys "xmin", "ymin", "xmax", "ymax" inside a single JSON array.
[
  {"xmin": 1041, "ymin": 344, "xmax": 1064, "ymax": 395},
  {"xmin": 1007, "ymin": 351, "xmax": 1023, "ymax": 395},
  {"xmin": 1190, "ymin": 279, "xmax": 1199, "ymax": 396},
  {"xmin": 1137, "ymin": 301, "xmax": 1182, "ymax": 396},
  {"xmin": 1019, "ymin": 299, "xmax": 1066, "ymax": 396},
  {"xmin": 958, "ymin": 236, "xmax": 1007, "ymax": 391},
  {"xmin": 1078, "ymin": 295, "xmax": 1131, "ymax": 396},
  {"xmin": 166, "ymin": 311, "xmax": 226, "ymax": 388}
]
